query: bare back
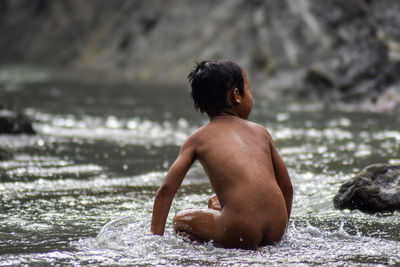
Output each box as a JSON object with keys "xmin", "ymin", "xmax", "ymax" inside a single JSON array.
[{"xmin": 188, "ymin": 115, "xmax": 289, "ymax": 244}]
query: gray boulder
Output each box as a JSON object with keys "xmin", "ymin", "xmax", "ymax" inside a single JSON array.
[
  {"xmin": 333, "ymin": 164, "xmax": 400, "ymax": 212},
  {"xmin": 0, "ymin": 109, "xmax": 35, "ymax": 134}
]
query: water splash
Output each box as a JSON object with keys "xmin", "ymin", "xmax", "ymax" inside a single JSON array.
[{"xmin": 70, "ymin": 216, "xmax": 400, "ymax": 266}]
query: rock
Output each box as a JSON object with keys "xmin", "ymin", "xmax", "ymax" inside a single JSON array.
[
  {"xmin": 333, "ymin": 164, "xmax": 400, "ymax": 212},
  {"xmin": 303, "ymin": 67, "xmax": 336, "ymax": 101},
  {"xmin": 0, "ymin": 109, "xmax": 35, "ymax": 134}
]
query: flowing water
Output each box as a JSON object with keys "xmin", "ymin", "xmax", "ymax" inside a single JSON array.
[{"xmin": 0, "ymin": 66, "xmax": 399, "ymax": 266}]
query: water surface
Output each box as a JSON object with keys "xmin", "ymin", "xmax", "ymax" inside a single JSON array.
[{"xmin": 0, "ymin": 66, "xmax": 399, "ymax": 266}]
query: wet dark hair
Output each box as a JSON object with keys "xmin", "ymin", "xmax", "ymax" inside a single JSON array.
[{"xmin": 187, "ymin": 60, "xmax": 244, "ymax": 116}]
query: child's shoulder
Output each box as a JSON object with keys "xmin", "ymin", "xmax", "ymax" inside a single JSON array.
[
  {"xmin": 246, "ymin": 120, "xmax": 272, "ymax": 136},
  {"xmin": 246, "ymin": 120, "xmax": 265, "ymax": 130},
  {"xmin": 181, "ymin": 124, "xmax": 208, "ymax": 146},
  {"xmin": 185, "ymin": 119, "xmax": 272, "ymax": 143}
]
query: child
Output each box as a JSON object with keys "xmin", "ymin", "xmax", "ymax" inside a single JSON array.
[{"xmin": 151, "ymin": 60, "xmax": 292, "ymax": 249}]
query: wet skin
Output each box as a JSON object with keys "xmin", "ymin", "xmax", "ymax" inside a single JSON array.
[{"xmin": 151, "ymin": 71, "xmax": 293, "ymax": 249}]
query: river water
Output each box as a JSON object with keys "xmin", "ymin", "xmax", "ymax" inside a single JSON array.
[{"xmin": 0, "ymin": 66, "xmax": 399, "ymax": 266}]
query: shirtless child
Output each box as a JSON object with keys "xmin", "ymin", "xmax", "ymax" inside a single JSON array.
[{"xmin": 151, "ymin": 60, "xmax": 293, "ymax": 249}]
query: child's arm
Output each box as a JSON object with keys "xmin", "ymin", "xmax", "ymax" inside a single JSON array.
[
  {"xmin": 151, "ymin": 140, "xmax": 196, "ymax": 235},
  {"xmin": 269, "ymin": 136, "xmax": 293, "ymax": 219}
]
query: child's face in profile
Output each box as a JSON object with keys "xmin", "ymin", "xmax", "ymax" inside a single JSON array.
[{"xmin": 240, "ymin": 70, "xmax": 253, "ymax": 119}]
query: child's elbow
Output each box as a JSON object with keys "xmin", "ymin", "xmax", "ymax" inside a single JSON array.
[{"xmin": 155, "ymin": 184, "xmax": 176, "ymax": 199}]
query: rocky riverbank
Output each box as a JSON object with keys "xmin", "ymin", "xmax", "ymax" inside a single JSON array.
[{"xmin": 1, "ymin": 0, "xmax": 400, "ymax": 111}]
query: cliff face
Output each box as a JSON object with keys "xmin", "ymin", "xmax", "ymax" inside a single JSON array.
[{"xmin": 1, "ymin": 0, "xmax": 400, "ymax": 111}]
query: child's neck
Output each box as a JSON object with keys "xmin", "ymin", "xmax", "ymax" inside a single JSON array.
[{"xmin": 210, "ymin": 110, "xmax": 240, "ymax": 121}]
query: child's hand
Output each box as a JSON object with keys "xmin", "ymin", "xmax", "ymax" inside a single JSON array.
[{"xmin": 208, "ymin": 194, "xmax": 221, "ymax": 210}]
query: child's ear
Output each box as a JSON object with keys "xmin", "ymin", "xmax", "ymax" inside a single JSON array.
[{"xmin": 231, "ymin": 88, "xmax": 242, "ymax": 105}]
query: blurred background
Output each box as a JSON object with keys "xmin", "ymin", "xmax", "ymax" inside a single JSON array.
[
  {"xmin": 1, "ymin": 1, "xmax": 400, "ymax": 265},
  {"xmin": 1, "ymin": 0, "xmax": 400, "ymax": 111}
]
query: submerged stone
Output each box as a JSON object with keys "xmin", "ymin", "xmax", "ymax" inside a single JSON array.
[
  {"xmin": 333, "ymin": 164, "xmax": 400, "ymax": 213},
  {"xmin": 0, "ymin": 109, "xmax": 35, "ymax": 134}
]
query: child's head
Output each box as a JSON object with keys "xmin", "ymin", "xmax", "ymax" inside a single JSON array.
[{"xmin": 188, "ymin": 60, "xmax": 244, "ymax": 116}]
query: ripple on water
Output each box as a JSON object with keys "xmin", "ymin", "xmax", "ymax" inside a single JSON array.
[
  {"xmin": 31, "ymin": 111, "xmax": 195, "ymax": 147},
  {"xmin": 1, "ymin": 87, "xmax": 400, "ymax": 265},
  {"xmin": 0, "ymin": 154, "xmax": 103, "ymax": 181}
]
